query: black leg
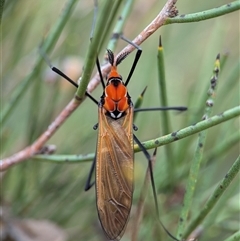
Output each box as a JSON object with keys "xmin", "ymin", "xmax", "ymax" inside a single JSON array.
[
  {"xmin": 85, "ymin": 156, "xmax": 96, "ymax": 191},
  {"xmin": 133, "ymin": 134, "xmax": 179, "ymax": 241},
  {"xmin": 96, "ymin": 56, "xmax": 105, "ymax": 90},
  {"xmin": 134, "ymin": 106, "xmax": 188, "ymax": 112},
  {"xmin": 40, "ymin": 48, "xmax": 99, "ymax": 105},
  {"xmin": 120, "ymin": 35, "xmax": 142, "ymax": 87},
  {"xmin": 133, "ymin": 134, "xmax": 159, "ymax": 215}
]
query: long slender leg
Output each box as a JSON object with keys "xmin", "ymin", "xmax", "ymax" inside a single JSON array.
[
  {"xmin": 120, "ymin": 35, "xmax": 142, "ymax": 87},
  {"xmin": 40, "ymin": 49, "xmax": 99, "ymax": 105},
  {"xmin": 96, "ymin": 56, "xmax": 105, "ymax": 89},
  {"xmin": 134, "ymin": 106, "xmax": 188, "ymax": 112},
  {"xmin": 84, "ymin": 156, "xmax": 96, "ymax": 191},
  {"xmin": 52, "ymin": 66, "xmax": 99, "ymax": 105},
  {"xmin": 133, "ymin": 134, "xmax": 179, "ymax": 241},
  {"xmin": 133, "ymin": 134, "xmax": 159, "ymax": 214}
]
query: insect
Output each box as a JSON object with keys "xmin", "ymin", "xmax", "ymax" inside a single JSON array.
[
  {"xmin": 48, "ymin": 38, "xmax": 184, "ymax": 241},
  {"xmin": 91, "ymin": 49, "xmax": 135, "ymax": 240}
]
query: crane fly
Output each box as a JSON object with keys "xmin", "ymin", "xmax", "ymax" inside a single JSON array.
[
  {"xmin": 47, "ymin": 38, "xmax": 184, "ymax": 241},
  {"xmin": 95, "ymin": 49, "xmax": 135, "ymax": 240}
]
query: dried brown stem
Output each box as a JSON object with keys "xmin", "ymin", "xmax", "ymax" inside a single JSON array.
[{"xmin": 0, "ymin": 0, "xmax": 177, "ymax": 172}]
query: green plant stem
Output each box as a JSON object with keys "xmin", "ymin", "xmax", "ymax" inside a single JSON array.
[
  {"xmin": 100, "ymin": 0, "xmax": 135, "ymax": 68},
  {"xmin": 224, "ymin": 230, "xmax": 240, "ymax": 241},
  {"xmin": 183, "ymin": 155, "xmax": 240, "ymax": 238},
  {"xmin": 177, "ymin": 54, "xmax": 221, "ymax": 239},
  {"xmin": 34, "ymin": 153, "xmax": 95, "ymax": 163},
  {"xmin": 98, "ymin": 0, "xmax": 123, "ymax": 52},
  {"xmin": 133, "ymin": 86, "xmax": 147, "ymax": 121},
  {"xmin": 28, "ymin": 70, "xmax": 42, "ymax": 142},
  {"xmin": 165, "ymin": 1, "xmax": 240, "ymax": 24},
  {"xmin": 175, "ymin": 131, "xmax": 240, "ymax": 182},
  {"xmin": 33, "ymin": 106, "xmax": 240, "ymax": 163},
  {"xmin": 137, "ymin": 105, "xmax": 240, "ymax": 152},
  {"xmin": 75, "ymin": 0, "xmax": 115, "ymax": 98},
  {"xmin": 157, "ymin": 38, "xmax": 168, "ymax": 109},
  {"xmin": 78, "ymin": 0, "xmax": 134, "ymax": 97},
  {"xmin": 93, "ymin": 0, "xmax": 135, "ymax": 78},
  {"xmin": 157, "ymin": 36, "xmax": 175, "ymax": 186},
  {"xmin": 107, "ymin": 0, "xmax": 135, "ymax": 51},
  {"xmin": 1, "ymin": 0, "xmax": 78, "ymax": 125},
  {"xmin": 202, "ymin": 180, "xmax": 239, "ymax": 235}
]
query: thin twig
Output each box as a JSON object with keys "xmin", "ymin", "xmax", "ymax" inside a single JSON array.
[{"xmin": 165, "ymin": 1, "xmax": 240, "ymax": 24}]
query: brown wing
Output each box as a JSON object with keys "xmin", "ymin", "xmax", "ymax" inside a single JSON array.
[{"xmin": 96, "ymin": 106, "xmax": 134, "ymax": 240}]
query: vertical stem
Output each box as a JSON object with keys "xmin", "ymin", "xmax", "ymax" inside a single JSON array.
[
  {"xmin": 177, "ymin": 54, "xmax": 221, "ymax": 239},
  {"xmin": 75, "ymin": 0, "xmax": 116, "ymax": 98},
  {"xmin": 157, "ymin": 36, "xmax": 174, "ymax": 186},
  {"xmin": 183, "ymin": 155, "xmax": 240, "ymax": 238}
]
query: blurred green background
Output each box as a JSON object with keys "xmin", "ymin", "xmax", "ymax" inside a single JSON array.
[{"xmin": 1, "ymin": 0, "xmax": 239, "ymax": 241}]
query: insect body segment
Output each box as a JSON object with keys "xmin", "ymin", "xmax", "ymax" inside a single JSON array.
[{"xmin": 102, "ymin": 49, "xmax": 131, "ymax": 119}]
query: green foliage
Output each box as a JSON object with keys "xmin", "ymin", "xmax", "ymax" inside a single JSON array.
[{"xmin": 1, "ymin": 1, "xmax": 239, "ymax": 241}]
